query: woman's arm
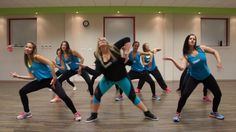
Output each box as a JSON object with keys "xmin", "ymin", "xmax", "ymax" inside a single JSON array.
[
  {"xmin": 11, "ymin": 71, "xmax": 35, "ymax": 80},
  {"xmin": 72, "ymin": 50, "xmax": 84, "ymax": 64},
  {"xmin": 200, "ymin": 45, "xmax": 222, "ymax": 68},
  {"xmin": 163, "ymin": 56, "xmax": 188, "ymax": 71},
  {"xmin": 34, "ymin": 54, "xmax": 57, "ymax": 87}
]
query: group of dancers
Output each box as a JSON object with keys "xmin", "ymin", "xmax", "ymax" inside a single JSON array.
[{"xmin": 11, "ymin": 33, "xmax": 224, "ymax": 123}]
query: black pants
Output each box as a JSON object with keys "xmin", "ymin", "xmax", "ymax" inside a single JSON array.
[
  {"xmin": 137, "ymin": 67, "xmax": 167, "ymax": 91},
  {"xmin": 177, "ymin": 74, "xmax": 222, "ymax": 113},
  {"xmin": 128, "ymin": 70, "xmax": 156, "ymax": 96},
  {"xmin": 56, "ymin": 71, "xmax": 75, "ymax": 87},
  {"xmin": 19, "ymin": 78, "xmax": 77, "ymax": 113},
  {"xmin": 179, "ymin": 68, "xmax": 208, "ymax": 96},
  {"xmin": 58, "ymin": 69, "xmax": 93, "ymax": 95}
]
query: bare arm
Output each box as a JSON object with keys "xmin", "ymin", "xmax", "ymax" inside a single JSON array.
[
  {"xmin": 11, "ymin": 71, "xmax": 35, "ymax": 80},
  {"xmin": 200, "ymin": 45, "xmax": 222, "ymax": 68},
  {"xmin": 163, "ymin": 56, "xmax": 188, "ymax": 71},
  {"xmin": 72, "ymin": 50, "xmax": 84, "ymax": 64},
  {"xmin": 151, "ymin": 48, "xmax": 161, "ymax": 54},
  {"xmin": 35, "ymin": 54, "xmax": 57, "ymax": 87}
]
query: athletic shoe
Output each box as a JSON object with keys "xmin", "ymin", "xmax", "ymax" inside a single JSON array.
[
  {"xmin": 50, "ymin": 96, "xmax": 61, "ymax": 103},
  {"xmin": 209, "ymin": 112, "xmax": 224, "ymax": 120},
  {"xmin": 86, "ymin": 113, "xmax": 98, "ymax": 123},
  {"xmin": 74, "ymin": 112, "xmax": 82, "ymax": 121},
  {"xmin": 135, "ymin": 88, "xmax": 141, "ymax": 93},
  {"xmin": 144, "ymin": 111, "xmax": 159, "ymax": 121},
  {"xmin": 115, "ymin": 95, "xmax": 123, "ymax": 101},
  {"xmin": 16, "ymin": 112, "xmax": 32, "ymax": 120},
  {"xmin": 203, "ymin": 96, "xmax": 212, "ymax": 102},
  {"xmin": 73, "ymin": 86, "xmax": 77, "ymax": 91},
  {"xmin": 173, "ymin": 114, "xmax": 181, "ymax": 122},
  {"xmin": 152, "ymin": 95, "xmax": 161, "ymax": 101},
  {"xmin": 165, "ymin": 87, "xmax": 172, "ymax": 94}
]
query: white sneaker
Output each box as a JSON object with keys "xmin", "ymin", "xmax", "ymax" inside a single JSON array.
[{"xmin": 73, "ymin": 86, "xmax": 77, "ymax": 91}]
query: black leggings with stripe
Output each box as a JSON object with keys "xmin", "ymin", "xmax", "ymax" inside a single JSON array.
[
  {"xmin": 19, "ymin": 78, "xmax": 77, "ymax": 113},
  {"xmin": 58, "ymin": 69, "xmax": 93, "ymax": 95},
  {"xmin": 137, "ymin": 67, "xmax": 167, "ymax": 91},
  {"xmin": 177, "ymin": 74, "xmax": 222, "ymax": 113}
]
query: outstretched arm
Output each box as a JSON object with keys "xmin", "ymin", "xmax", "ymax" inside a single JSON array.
[
  {"xmin": 11, "ymin": 71, "xmax": 35, "ymax": 80},
  {"xmin": 163, "ymin": 56, "xmax": 188, "ymax": 71}
]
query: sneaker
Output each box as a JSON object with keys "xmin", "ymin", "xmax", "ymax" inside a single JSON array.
[
  {"xmin": 16, "ymin": 112, "xmax": 32, "ymax": 120},
  {"xmin": 165, "ymin": 87, "xmax": 172, "ymax": 94},
  {"xmin": 74, "ymin": 112, "xmax": 82, "ymax": 121},
  {"xmin": 115, "ymin": 95, "xmax": 123, "ymax": 101},
  {"xmin": 50, "ymin": 96, "xmax": 61, "ymax": 103},
  {"xmin": 173, "ymin": 114, "xmax": 181, "ymax": 122},
  {"xmin": 144, "ymin": 111, "xmax": 159, "ymax": 121},
  {"xmin": 203, "ymin": 96, "xmax": 211, "ymax": 102},
  {"xmin": 209, "ymin": 112, "xmax": 224, "ymax": 120},
  {"xmin": 135, "ymin": 88, "xmax": 141, "ymax": 93},
  {"xmin": 86, "ymin": 113, "xmax": 98, "ymax": 123},
  {"xmin": 152, "ymin": 95, "xmax": 161, "ymax": 101},
  {"xmin": 73, "ymin": 86, "xmax": 77, "ymax": 91}
]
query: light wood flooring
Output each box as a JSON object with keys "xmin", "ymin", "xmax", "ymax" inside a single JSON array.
[{"xmin": 0, "ymin": 80, "xmax": 235, "ymax": 132}]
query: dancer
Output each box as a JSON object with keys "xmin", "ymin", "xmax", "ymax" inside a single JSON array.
[
  {"xmin": 86, "ymin": 37, "xmax": 158, "ymax": 122},
  {"xmin": 163, "ymin": 34, "xmax": 224, "ymax": 122},
  {"xmin": 50, "ymin": 48, "xmax": 77, "ymax": 103},
  {"xmin": 137, "ymin": 43, "xmax": 171, "ymax": 94},
  {"xmin": 128, "ymin": 41, "xmax": 160, "ymax": 100},
  {"xmin": 11, "ymin": 42, "xmax": 81, "ymax": 121},
  {"xmin": 51, "ymin": 41, "xmax": 93, "ymax": 102}
]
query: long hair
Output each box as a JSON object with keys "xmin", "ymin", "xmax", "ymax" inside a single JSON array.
[
  {"xmin": 60, "ymin": 41, "xmax": 72, "ymax": 56},
  {"xmin": 142, "ymin": 43, "xmax": 149, "ymax": 52},
  {"xmin": 183, "ymin": 34, "xmax": 197, "ymax": 56},
  {"xmin": 24, "ymin": 42, "xmax": 37, "ymax": 68}
]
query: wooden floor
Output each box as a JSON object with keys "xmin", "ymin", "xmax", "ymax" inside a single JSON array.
[{"xmin": 0, "ymin": 80, "xmax": 236, "ymax": 132}]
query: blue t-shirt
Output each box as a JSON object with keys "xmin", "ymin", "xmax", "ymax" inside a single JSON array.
[
  {"xmin": 143, "ymin": 55, "xmax": 157, "ymax": 71},
  {"xmin": 27, "ymin": 61, "xmax": 52, "ymax": 81},
  {"xmin": 129, "ymin": 51, "xmax": 145, "ymax": 72},
  {"xmin": 187, "ymin": 47, "xmax": 211, "ymax": 80}
]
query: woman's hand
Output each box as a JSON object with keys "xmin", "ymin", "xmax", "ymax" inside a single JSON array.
[
  {"xmin": 50, "ymin": 77, "xmax": 57, "ymax": 89},
  {"xmin": 11, "ymin": 72, "xmax": 19, "ymax": 78}
]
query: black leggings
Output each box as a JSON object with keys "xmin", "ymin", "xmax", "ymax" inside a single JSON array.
[
  {"xmin": 56, "ymin": 71, "xmax": 75, "ymax": 87},
  {"xmin": 177, "ymin": 74, "xmax": 222, "ymax": 113},
  {"xmin": 137, "ymin": 67, "xmax": 167, "ymax": 91},
  {"xmin": 58, "ymin": 69, "xmax": 93, "ymax": 95},
  {"xmin": 179, "ymin": 68, "xmax": 208, "ymax": 96},
  {"xmin": 19, "ymin": 78, "xmax": 77, "ymax": 113},
  {"xmin": 128, "ymin": 70, "xmax": 156, "ymax": 96}
]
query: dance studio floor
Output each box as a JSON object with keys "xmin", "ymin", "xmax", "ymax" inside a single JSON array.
[{"xmin": 0, "ymin": 80, "xmax": 235, "ymax": 132}]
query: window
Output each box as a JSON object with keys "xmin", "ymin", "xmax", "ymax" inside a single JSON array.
[
  {"xmin": 201, "ymin": 18, "xmax": 229, "ymax": 46},
  {"xmin": 103, "ymin": 16, "xmax": 135, "ymax": 44},
  {"xmin": 8, "ymin": 18, "xmax": 37, "ymax": 47}
]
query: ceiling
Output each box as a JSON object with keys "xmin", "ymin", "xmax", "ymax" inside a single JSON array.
[{"xmin": 0, "ymin": 0, "xmax": 236, "ymax": 8}]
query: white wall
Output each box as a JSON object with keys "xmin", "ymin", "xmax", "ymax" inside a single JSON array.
[{"xmin": 0, "ymin": 13, "xmax": 235, "ymax": 81}]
